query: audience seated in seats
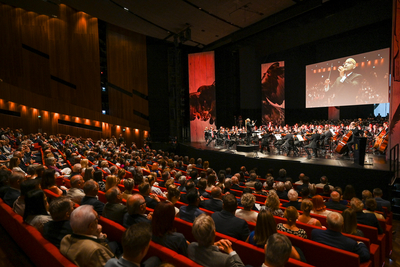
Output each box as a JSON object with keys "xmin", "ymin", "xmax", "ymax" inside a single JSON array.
[
  {"xmin": 315, "ymin": 176, "xmax": 334, "ymax": 191},
  {"xmin": 66, "ymin": 175, "xmax": 85, "ymax": 204},
  {"xmin": 3, "ymin": 171, "xmax": 25, "ymax": 207},
  {"xmin": 13, "ymin": 179, "xmax": 39, "ymax": 216},
  {"xmin": 275, "ymin": 168, "xmax": 287, "ymax": 182},
  {"xmin": 364, "ymin": 198, "xmax": 385, "ymax": 220},
  {"xmin": 343, "ymin": 185, "xmax": 356, "ymax": 202},
  {"xmin": 134, "ymin": 172, "xmax": 144, "ymax": 189},
  {"xmin": 206, "ymin": 173, "xmax": 217, "ymax": 192},
  {"xmin": 26, "ymin": 165, "xmax": 37, "ymax": 179},
  {"xmin": 105, "ymin": 175, "xmax": 120, "ymax": 192},
  {"xmin": 83, "ymin": 167, "xmax": 94, "ymax": 182},
  {"xmin": 263, "ymin": 175, "xmax": 274, "ymax": 191},
  {"xmin": 247, "ymin": 210, "xmax": 277, "ymax": 248},
  {"xmin": 105, "ymin": 222, "xmax": 161, "ymax": 267},
  {"xmin": 80, "ymin": 159, "xmax": 88, "ymax": 172},
  {"xmin": 275, "ymin": 181, "xmax": 288, "ymax": 200},
  {"xmin": 103, "ymin": 186, "xmax": 127, "ymax": 225},
  {"xmin": 188, "ymin": 213, "xmax": 245, "ymax": 267},
  {"xmin": 332, "ymin": 187, "xmax": 348, "ymax": 205},
  {"xmin": 296, "ymin": 176, "xmax": 310, "ymax": 193},
  {"xmin": 10, "ymin": 156, "xmax": 26, "ymax": 175},
  {"xmin": 311, "ymin": 212, "xmax": 370, "ymax": 263},
  {"xmin": 200, "ymin": 186, "xmax": 223, "ymax": 212},
  {"xmin": 101, "ymin": 161, "xmax": 112, "ymax": 175},
  {"xmin": 231, "ymin": 176, "xmax": 243, "ymax": 192},
  {"xmin": 81, "ymin": 180, "xmax": 105, "ymax": 216},
  {"xmin": 351, "ymin": 197, "xmax": 383, "ymax": 234},
  {"xmin": 297, "ymin": 199, "xmax": 323, "ymax": 227},
  {"xmin": 235, "ymin": 193, "xmax": 258, "ymax": 223},
  {"xmin": 60, "ymin": 205, "xmax": 115, "ymax": 267},
  {"xmin": 93, "ymin": 169, "xmax": 106, "ymax": 192},
  {"xmin": 23, "ymin": 189, "xmax": 52, "ymax": 233},
  {"xmin": 298, "ymin": 187, "xmax": 311, "ymax": 203},
  {"xmin": 121, "ymin": 178, "xmax": 134, "ymax": 201},
  {"xmin": 68, "ymin": 164, "xmax": 82, "ymax": 180},
  {"xmin": 151, "ymin": 201, "xmax": 188, "ymax": 256},
  {"xmin": 277, "ymin": 206, "xmax": 307, "ymax": 239},
  {"xmin": 0, "ymin": 169, "xmax": 11, "ymax": 200},
  {"xmin": 342, "ymin": 208, "xmax": 364, "ymax": 237},
  {"xmin": 324, "ymin": 191, "xmax": 347, "ymax": 211},
  {"xmin": 139, "ymin": 182, "xmax": 160, "ymax": 209},
  {"xmin": 179, "ymin": 190, "xmax": 205, "ymax": 223},
  {"xmin": 46, "ymin": 157, "xmax": 71, "ymax": 177},
  {"xmin": 43, "ymin": 197, "xmax": 74, "ymax": 248},
  {"xmin": 166, "ymin": 184, "xmax": 181, "ymax": 216},
  {"xmin": 148, "ymin": 174, "xmax": 166, "ymax": 198},
  {"xmin": 373, "ymin": 188, "xmax": 391, "ymax": 212},
  {"xmin": 123, "ymin": 194, "xmax": 152, "ymax": 228},
  {"xmin": 41, "ymin": 169, "xmax": 63, "ymax": 196},
  {"xmin": 254, "ymin": 181, "xmax": 268, "ymax": 196},
  {"xmin": 189, "ymin": 170, "xmax": 199, "ymax": 186},
  {"xmin": 245, "ymin": 173, "xmax": 258, "ymax": 188},
  {"xmin": 310, "ymin": 195, "xmax": 331, "ymax": 216},
  {"xmin": 223, "ymin": 178, "xmax": 237, "ymax": 196},
  {"xmin": 294, "ymin": 173, "xmax": 305, "ymax": 186},
  {"xmin": 177, "ymin": 176, "xmax": 186, "ymax": 192},
  {"xmin": 263, "ymin": 234, "xmax": 294, "ymax": 267},
  {"xmin": 282, "ymin": 189, "xmax": 301, "ymax": 210},
  {"xmin": 284, "ymin": 180, "xmax": 293, "ymax": 193},
  {"xmin": 197, "ymin": 178, "xmax": 212, "ymax": 198},
  {"xmin": 117, "ymin": 168, "xmax": 126, "ymax": 182},
  {"xmin": 211, "ymin": 193, "xmax": 250, "ymax": 241},
  {"xmin": 319, "ymin": 184, "xmax": 332, "ymax": 197},
  {"xmin": 260, "ymin": 191, "xmax": 284, "ymax": 217},
  {"xmin": 159, "ymin": 171, "xmax": 170, "ymax": 188}
]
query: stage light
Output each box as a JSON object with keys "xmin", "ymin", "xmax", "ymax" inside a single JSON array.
[
  {"xmin": 102, "ymin": 110, "xmax": 106, "ymax": 114},
  {"xmin": 102, "ymin": 87, "xmax": 106, "ymax": 91}
]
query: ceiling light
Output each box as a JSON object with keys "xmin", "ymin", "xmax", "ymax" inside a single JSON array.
[{"xmin": 124, "ymin": 7, "xmax": 129, "ymax": 11}]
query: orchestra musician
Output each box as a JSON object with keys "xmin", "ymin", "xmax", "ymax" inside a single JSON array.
[
  {"xmin": 260, "ymin": 130, "xmax": 271, "ymax": 153},
  {"xmin": 206, "ymin": 127, "xmax": 216, "ymax": 146},
  {"xmin": 304, "ymin": 129, "xmax": 320, "ymax": 159},
  {"xmin": 282, "ymin": 130, "xmax": 296, "ymax": 156},
  {"xmin": 245, "ymin": 119, "xmax": 255, "ymax": 145},
  {"xmin": 343, "ymin": 122, "xmax": 361, "ymax": 157}
]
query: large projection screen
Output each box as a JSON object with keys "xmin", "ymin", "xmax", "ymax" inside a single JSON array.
[
  {"xmin": 188, "ymin": 51, "xmax": 216, "ymax": 142},
  {"xmin": 306, "ymin": 48, "xmax": 389, "ymax": 108},
  {"xmin": 261, "ymin": 61, "xmax": 285, "ymax": 126}
]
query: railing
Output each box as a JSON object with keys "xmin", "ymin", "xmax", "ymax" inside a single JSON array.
[{"xmin": 390, "ymin": 144, "xmax": 399, "ymax": 185}]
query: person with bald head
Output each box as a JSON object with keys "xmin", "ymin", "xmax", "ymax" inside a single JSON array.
[
  {"xmin": 67, "ymin": 175, "xmax": 85, "ymax": 204},
  {"xmin": 324, "ymin": 57, "xmax": 363, "ymax": 105},
  {"xmin": 81, "ymin": 180, "xmax": 104, "ymax": 216},
  {"xmin": 231, "ymin": 176, "xmax": 243, "ymax": 191},
  {"xmin": 311, "ymin": 212, "xmax": 370, "ymax": 263},
  {"xmin": 123, "ymin": 194, "xmax": 152, "ymax": 228},
  {"xmin": 325, "ymin": 191, "xmax": 348, "ymax": 211},
  {"xmin": 200, "ymin": 186, "xmax": 223, "ymax": 212}
]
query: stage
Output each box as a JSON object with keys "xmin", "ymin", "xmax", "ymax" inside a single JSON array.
[{"xmin": 176, "ymin": 142, "xmax": 393, "ymax": 197}]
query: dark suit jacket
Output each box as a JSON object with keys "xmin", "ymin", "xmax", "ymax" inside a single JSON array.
[
  {"xmin": 103, "ymin": 203, "xmax": 127, "ymax": 225},
  {"xmin": 282, "ymin": 200, "xmax": 301, "ymax": 210},
  {"xmin": 123, "ymin": 213, "xmax": 150, "ymax": 228},
  {"xmin": 144, "ymin": 195, "xmax": 159, "ymax": 209},
  {"xmin": 324, "ymin": 201, "xmax": 347, "ymax": 211},
  {"xmin": 356, "ymin": 211, "xmax": 383, "ymax": 234},
  {"xmin": 311, "ymin": 229, "xmax": 370, "ymax": 263},
  {"xmin": 43, "ymin": 220, "xmax": 73, "ymax": 248},
  {"xmin": 200, "ymin": 198, "xmax": 223, "ymax": 212},
  {"xmin": 276, "ymin": 190, "xmax": 288, "ymax": 200},
  {"xmin": 305, "ymin": 134, "xmax": 320, "ymax": 149},
  {"xmin": 231, "ymin": 184, "xmax": 243, "ymax": 191},
  {"xmin": 3, "ymin": 187, "xmax": 20, "ymax": 207},
  {"xmin": 331, "ymin": 72, "xmax": 363, "ymax": 105},
  {"xmin": 374, "ymin": 197, "xmax": 391, "ymax": 212},
  {"xmin": 211, "ymin": 210, "xmax": 250, "ymax": 241},
  {"xmin": 81, "ymin": 196, "xmax": 105, "ymax": 216}
]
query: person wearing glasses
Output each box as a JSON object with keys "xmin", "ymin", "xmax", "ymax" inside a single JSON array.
[{"xmin": 123, "ymin": 194, "xmax": 153, "ymax": 228}]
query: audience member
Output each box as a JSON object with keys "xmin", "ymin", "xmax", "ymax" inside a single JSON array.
[
  {"xmin": 67, "ymin": 175, "xmax": 85, "ymax": 204},
  {"xmin": 123, "ymin": 194, "xmax": 152, "ymax": 228},
  {"xmin": 275, "ymin": 182, "xmax": 288, "ymax": 200},
  {"xmin": 93, "ymin": 169, "xmax": 106, "ymax": 192},
  {"xmin": 13, "ymin": 179, "xmax": 38, "ymax": 216},
  {"xmin": 122, "ymin": 178, "xmax": 134, "ymax": 201},
  {"xmin": 325, "ymin": 191, "xmax": 347, "ymax": 211},
  {"xmin": 200, "ymin": 186, "xmax": 223, "ymax": 212},
  {"xmin": 373, "ymin": 188, "xmax": 391, "ymax": 212},
  {"xmin": 311, "ymin": 212, "xmax": 370, "ymax": 262},
  {"xmin": 247, "ymin": 210, "xmax": 277, "ymax": 248},
  {"xmin": 263, "ymin": 234, "xmax": 294, "ymax": 267},
  {"xmin": 179, "ymin": 190, "xmax": 204, "ymax": 223},
  {"xmin": 310, "ymin": 195, "xmax": 331, "ymax": 216},
  {"xmin": 364, "ymin": 198, "xmax": 385, "ymax": 220},
  {"xmin": 81, "ymin": 180, "xmax": 105, "ymax": 216},
  {"xmin": 211, "ymin": 194, "xmax": 250, "ymax": 241},
  {"xmin": 23, "ymin": 189, "xmax": 52, "ymax": 233},
  {"xmin": 350, "ymin": 197, "xmax": 383, "ymax": 234},
  {"xmin": 277, "ymin": 206, "xmax": 307, "ymax": 238},
  {"xmin": 235, "ymin": 193, "xmax": 258, "ymax": 223},
  {"xmin": 103, "ymin": 187, "xmax": 127, "ymax": 225},
  {"xmin": 166, "ymin": 184, "xmax": 181, "ymax": 216},
  {"xmin": 3, "ymin": 171, "xmax": 25, "ymax": 207},
  {"xmin": 261, "ymin": 191, "xmax": 284, "ymax": 217},
  {"xmin": 342, "ymin": 208, "xmax": 364, "ymax": 237},
  {"xmin": 139, "ymin": 182, "xmax": 160, "ymax": 209},
  {"xmin": 43, "ymin": 197, "xmax": 74, "ymax": 248},
  {"xmin": 297, "ymin": 199, "xmax": 322, "ymax": 227},
  {"xmin": 282, "ymin": 189, "xmax": 301, "ymax": 210},
  {"xmin": 188, "ymin": 214, "xmax": 245, "ymax": 267}
]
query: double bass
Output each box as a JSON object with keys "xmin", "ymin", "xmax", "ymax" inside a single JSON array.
[{"xmin": 374, "ymin": 129, "xmax": 389, "ymax": 153}]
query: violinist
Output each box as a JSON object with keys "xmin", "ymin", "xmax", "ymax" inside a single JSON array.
[
  {"xmin": 282, "ymin": 129, "xmax": 295, "ymax": 156},
  {"xmin": 206, "ymin": 127, "xmax": 216, "ymax": 147},
  {"xmin": 322, "ymin": 126, "xmax": 333, "ymax": 147},
  {"xmin": 304, "ymin": 129, "xmax": 320, "ymax": 159},
  {"xmin": 260, "ymin": 129, "xmax": 271, "ymax": 153}
]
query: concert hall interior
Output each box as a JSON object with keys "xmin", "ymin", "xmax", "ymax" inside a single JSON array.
[{"xmin": 1, "ymin": 0, "xmax": 400, "ymax": 266}]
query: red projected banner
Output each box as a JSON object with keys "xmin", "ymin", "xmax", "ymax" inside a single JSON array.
[
  {"xmin": 188, "ymin": 51, "xmax": 216, "ymax": 142},
  {"xmin": 261, "ymin": 61, "xmax": 285, "ymax": 126}
]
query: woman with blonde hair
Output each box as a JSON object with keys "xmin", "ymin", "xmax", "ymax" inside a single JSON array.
[
  {"xmin": 342, "ymin": 208, "xmax": 364, "ymax": 237},
  {"xmin": 297, "ymin": 199, "xmax": 323, "ymax": 227},
  {"xmin": 311, "ymin": 195, "xmax": 331, "ymax": 216},
  {"xmin": 105, "ymin": 175, "xmax": 119, "ymax": 191},
  {"xmin": 203, "ymin": 161, "xmax": 210, "ymax": 170},
  {"xmin": 167, "ymin": 184, "xmax": 181, "ymax": 216},
  {"xmin": 261, "ymin": 191, "xmax": 284, "ymax": 217},
  {"xmin": 80, "ymin": 158, "xmax": 88, "ymax": 171},
  {"xmin": 277, "ymin": 206, "xmax": 307, "ymax": 239},
  {"xmin": 117, "ymin": 168, "xmax": 126, "ymax": 181}
]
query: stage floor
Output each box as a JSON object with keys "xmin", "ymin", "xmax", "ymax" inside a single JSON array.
[{"xmin": 188, "ymin": 142, "xmax": 390, "ymax": 172}]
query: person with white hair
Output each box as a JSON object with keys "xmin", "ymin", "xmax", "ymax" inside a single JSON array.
[
  {"xmin": 282, "ymin": 189, "xmax": 301, "ymax": 210},
  {"xmin": 188, "ymin": 214, "xmax": 245, "ymax": 267},
  {"xmin": 235, "ymin": 193, "xmax": 258, "ymax": 223},
  {"xmin": 60, "ymin": 205, "xmax": 114, "ymax": 267}
]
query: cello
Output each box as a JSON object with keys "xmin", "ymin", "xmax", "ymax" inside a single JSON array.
[
  {"xmin": 373, "ymin": 129, "xmax": 386, "ymax": 149},
  {"xmin": 335, "ymin": 131, "xmax": 352, "ymax": 154}
]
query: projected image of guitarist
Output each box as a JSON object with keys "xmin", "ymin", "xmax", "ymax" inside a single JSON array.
[{"xmin": 324, "ymin": 58, "xmax": 363, "ymax": 105}]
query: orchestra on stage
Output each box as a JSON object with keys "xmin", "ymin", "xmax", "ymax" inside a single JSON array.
[{"xmin": 204, "ymin": 118, "xmax": 389, "ymax": 159}]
